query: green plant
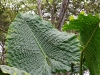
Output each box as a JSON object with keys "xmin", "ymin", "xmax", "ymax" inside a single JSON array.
[
  {"xmin": 5, "ymin": 12, "xmax": 80, "ymax": 75},
  {"xmin": 63, "ymin": 13, "xmax": 100, "ymax": 75}
]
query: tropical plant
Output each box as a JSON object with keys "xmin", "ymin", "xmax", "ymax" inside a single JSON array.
[
  {"xmin": 63, "ymin": 13, "xmax": 100, "ymax": 75},
  {"xmin": 1, "ymin": 11, "xmax": 100, "ymax": 75},
  {"xmin": 0, "ymin": 0, "xmax": 100, "ymax": 74},
  {"xmin": 5, "ymin": 12, "xmax": 80, "ymax": 75}
]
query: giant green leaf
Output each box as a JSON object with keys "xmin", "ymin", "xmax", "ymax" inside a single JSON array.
[
  {"xmin": 0, "ymin": 65, "xmax": 30, "ymax": 75},
  {"xmin": 6, "ymin": 12, "xmax": 80, "ymax": 75},
  {"xmin": 63, "ymin": 14, "xmax": 100, "ymax": 75}
]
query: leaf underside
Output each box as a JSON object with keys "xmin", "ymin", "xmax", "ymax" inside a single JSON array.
[
  {"xmin": 0, "ymin": 65, "xmax": 30, "ymax": 75},
  {"xmin": 6, "ymin": 12, "xmax": 80, "ymax": 75},
  {"xmin": 63, "ymin": 14, "xmax": 100, "ymax": 75}
]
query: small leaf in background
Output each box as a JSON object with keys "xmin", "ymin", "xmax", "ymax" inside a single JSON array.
[
  {"xmin": 69, "ymin": 15, "xmax": 74, "ymax": 21},
  {"xmin": 80, "ymin": 11, "xmax": 85, "ymax": 15}
]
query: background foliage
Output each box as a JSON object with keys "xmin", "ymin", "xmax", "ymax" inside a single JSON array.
[{"xmin": 0, "ymin": 0, "xmax": 100, "ymax": 38}]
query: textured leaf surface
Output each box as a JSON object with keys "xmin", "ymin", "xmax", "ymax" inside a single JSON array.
[
  {"xmin": 0, "ymin": 65, "xmax": 30, "ymax": 75},
  {"xmin": 63, "ymin": 14, "xmax": 100, "ymax": 75},
  {"xmin": 6, "ymin": 13, "xmax": 80, "ymax": 75}
]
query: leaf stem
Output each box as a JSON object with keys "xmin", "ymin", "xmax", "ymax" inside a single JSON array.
[{"xmin": 79, "ymin": 51, "xmax": 83, "ymax": 75}]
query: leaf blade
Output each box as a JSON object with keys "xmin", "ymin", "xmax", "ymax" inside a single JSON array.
[
  {"xmin": 6, "ymin": 12, "xmax": 80, "ymax": 75},
  {"xmin": 63, "ymin": 14, "xmax": 100, "ymax": 75}
]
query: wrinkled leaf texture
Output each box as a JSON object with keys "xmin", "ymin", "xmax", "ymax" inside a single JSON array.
[
  {"xmin": 6, "ymin": 12, "xmax": 80, "ymax": 75},
  {"xmin": 63, "ymin": 14, "xmax": 100, "ymax": 75},
  {"xmin": 0, "ymin": 65, "xmax": 30, "ymax": 75}
]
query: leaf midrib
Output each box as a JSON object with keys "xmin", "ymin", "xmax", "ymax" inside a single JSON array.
[
  {"xmin": 25, "ymin": 22, "xmax": 47, "ymax": 60},
  {"xmin": 80, "ymin": 23, "xmax": 99, "ymax": 75},
  {"xmin": 82, "ymin": 24, "xmax": 99, "ymax": 52}
]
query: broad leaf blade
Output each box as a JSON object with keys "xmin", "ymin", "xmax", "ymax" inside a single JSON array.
[
  {"xmin": 6, "ymin": 13, "xmax": 80, "ymax": 75},
  {"xmin": 0, "ymin": 65, "xmax": 30, "ymax": 75},
  {"xmin": 63, "ymin": 14, "xmax": 100, "ymax": 75}
]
